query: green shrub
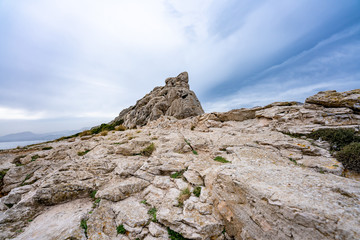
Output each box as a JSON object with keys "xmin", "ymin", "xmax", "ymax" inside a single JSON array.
[
  {"xmin": 140, "ymin": 143, "xmax": 155, "ymax": 157},
  {"xmin": 148, "ymin": 207, "xmax": 157, "ymax": 222},
  {"xmin": 167, "ymin": 227, "xmax": 188, "ymax": 240},
  {"xmin": 117, "ymin": 224, "xmax": 126, "ymax": 234},
  {"xmin": 193, "ymin": 186, "xmax": 201, "ymax": 197},
  {"xmin": 308, "ymin": 128, "xmax": 360, "ymax": 151},
  {"xmin": 213, "ymin": 156, "xmax": 230, "ymax": 163},
  {"xmin": 336, "ymin": 142, "xmax": 360, "ymax": 173},
  {"xmin": 91, "ymin": 120, "xmax": 124, "ymax": 135},
  {"xmin": 42, "ymin": 147, "xmax": 52, "ymax": 150}
]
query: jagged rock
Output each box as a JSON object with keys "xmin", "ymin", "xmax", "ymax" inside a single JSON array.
[
  {"xmin": 305, "ymin": 89, "xmax": 360, "ymax": 110},
  {"xmin": 113, "ymin": 72, "xmax": 204, "ymax": 128}
]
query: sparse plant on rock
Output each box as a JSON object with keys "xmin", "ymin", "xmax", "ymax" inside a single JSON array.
[
  {"xmin": 178, "ymin": 188, "xmax": 191, "ymax": 207},
  {"xmin": 140, "ymin": 143, "xmax": 155, "ymax": 157},
  {"xmin": 100, "ymin": 130, "xmax": 108, "ymax": 136},
  {"xmin": 31, "ymin": 155, "xmax": 40, "ymax": 162},
  {"xmin": 80, "ymin": 219, "xmax": 88, "ymax": 238},
  {"xmin": 193, "ymin": 186, "xmax": 201, "ymax": 197},
  {"xmin": 213, "ymin": 156, "xmax": 230, "ymax": 163},
  {"xmin": 148, "ymin": 207, "xmax": 157, "ymax": 222},
  {"xmin": 167, "ymin": 227, "xmax": 188, "ymax": 240},
  {"xmin": 116, "ymin": 224, "xmax": 126, "ymax": 234},
  {"xmin": 115, "ymin": 125, "xmax": 126, "ymax": 131},
  {"xmin": 170, "ymin": 169, "xmax": 185, "ymax": 179},
  {"xmin": 42, "ymin": 146, "xmax": 52, "ymax": 150},
  {"xmin": 77, "ymin": 149, "xmax": 90, "ymax": 156}
]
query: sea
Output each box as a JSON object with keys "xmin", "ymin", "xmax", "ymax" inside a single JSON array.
[{"xmin": 0, "ymin": 140, "xmax": 47, "ymax": 150}]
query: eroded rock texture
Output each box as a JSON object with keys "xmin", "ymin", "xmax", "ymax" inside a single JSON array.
[
  {"xmin": 113, "ymin": 72, "xmax": 204, "ymax": 129},
  {"xmin": 0, "ymin": 88, "xmax": 359, "ymax": 240}
]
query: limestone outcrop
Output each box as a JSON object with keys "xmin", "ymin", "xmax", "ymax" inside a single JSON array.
[
  {"xmin": 305, "ymin": 89, "xmax": 360, "ymax": 111},
  {"xmin": 0, "ymin": 88, "xmax": 359, "ymax": 239},
  {"xmin": 113, "ymin": 72, "xmax": 204, "ymax": 129}
]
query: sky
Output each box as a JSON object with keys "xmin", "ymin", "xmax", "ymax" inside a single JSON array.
[{"xmin": 0, "ymin": 0, "xmax": 360, "ymax": 136}]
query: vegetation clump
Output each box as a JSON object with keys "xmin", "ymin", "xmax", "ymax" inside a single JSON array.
[
  {"xmin": 42, "ymin": 146, "xmax": 52, "ymax": 150},
  {"xmin": 31, "ymin": 155, "xmax": 40, "ymax": 162},
  {"xmin": 148, "ymin": 207, "xmax": 157, "ymax": 222},
  {"xmin": 336, "ymin": 142, "xmax": 360, "ymax": 173},
  {"xmin": 213, "ymin": 156, "xmax": 230, "ymax": 163},
  {"xmin": 170, "ymin": 169, "xmax": 185, "ymax": 179},
  {"xmin": 308, "ymin": 128, "xmax": 360, "ymax": 151},
  {"xmin": 80, "ymin": 219, "xmax": 88, "ymax": 238},
  {"xmin": 91, "ymin": 120, "xmax": 124, "ymax": 135},
  {"xmin": 0, "ymin": 169, "xmax": 9, "ymax": 181},
  {"xmin": 193, "ymin": 186, "xmax": 201, "ymax": 197},
  {"xmin": 167, "ymin": 227, "xmax": 189, "ymax": 240},
  {"xmin": 140, "ymin": 143, "xmax": 155, "ymax": 157},
  {"xmin": 78, "ymin": 149, "xmax": 90, "ymax": 156},
  {"xmin": 178, "ymin": 188, "xmax": 191, "ymax": 207},
  {"xmin": 184, "ymin": 139, "xmax": 198, "ymax": 155},
  {"xmin": 307, "ymin": 128, "xmax": 360, "ymax": 173},
  {"xmin": 116, "ymin": 224, "xmax": 126, "ymax": 234}
]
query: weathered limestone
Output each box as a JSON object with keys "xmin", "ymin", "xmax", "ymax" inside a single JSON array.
[
  {"xmin": 113, "ymin": 72, "xmax": 204, "ymax": 128},
  {"xmin": 0, "ymin": 88, "xmax": 359, "ymax": 239},
  {"xmin": 306, "ymin": 89, "xmax": 360, "ymax": 110}
]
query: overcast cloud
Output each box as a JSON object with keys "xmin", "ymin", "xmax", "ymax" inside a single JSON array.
[{"xmin": 0, "ymin": 0, "xmax": 359, "ymax": 135}]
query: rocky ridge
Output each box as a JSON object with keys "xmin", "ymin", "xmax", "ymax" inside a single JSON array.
[
  {"xmin": 112, "ymin": 72, "xmax": 204, "ymax": 129},
  {"xmin": 0, "ymin": 77, "xmax": 359, "ymax": 239}
]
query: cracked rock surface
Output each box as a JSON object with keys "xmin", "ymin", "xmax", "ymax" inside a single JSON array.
[{"xmin": 0, "ymin": 89, "xmax": 359, "ymax": 240}]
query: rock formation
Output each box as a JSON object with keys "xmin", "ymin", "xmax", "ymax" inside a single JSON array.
[
  {"xmin": 113, "ymin": 72, "xmax": 204, "ymax": 129},
  {"xmin": 0, "ymin": 86, "xmax": 360, "ymax": 240}
]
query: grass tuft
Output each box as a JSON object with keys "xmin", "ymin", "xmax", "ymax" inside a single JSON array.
[
  {"xmin": 78, "ymin": 149, "xmax": 90, "ymax": 156},
  {"xmin": 140, "ymin": 143, "xmax": 155, "ymax": 157},
  {"xmin": 213, "ymin": 156, "xmax": 230, "ymax": 163},
  {"xmin": 80, "ymin": 219, "xmax": 88, "ymax": 238},
  {"xmin": 148, "ymin": 207, "xmax": 157, "ymax": 222},
  {"xmin": 177, "ymin": 188, "xmax": 191, "ymax": 207}
]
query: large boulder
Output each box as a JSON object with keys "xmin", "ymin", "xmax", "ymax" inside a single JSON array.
[
  {"xmin": 305, "ymin": 89, "xmax": 360, "ymax": 111},
  {"xmin": 113, "ymin": 72, "xmax": 204, "ymax": 128}
]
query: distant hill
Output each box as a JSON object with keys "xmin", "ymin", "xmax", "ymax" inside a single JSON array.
[{"xmin": 0, "ymin": 129, "xmax": 86, "ymax": 142}]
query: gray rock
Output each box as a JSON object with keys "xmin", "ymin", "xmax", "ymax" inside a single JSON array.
[{"xmin": 113, "ymin": 72, "xmax": 204, "ymax": 128}]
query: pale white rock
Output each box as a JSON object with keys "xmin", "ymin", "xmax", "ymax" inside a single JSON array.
[
  {"xmin": 153, "ymin": 176, "xmax": 175, "ymax": 189},
  {"xmin": 148, "ymin": 222, "xmax": 167, "ymax": 237},
  {"xmin": 183, "ymin": 170, "xmax": 204, "ymax": 186},
  {"xmin": 14, "ymin": 199, "xmax": 92, "ymax": 240},
  {"xmin": 97, "ymin": 177, "xmax": 150, "ymax": 202},
  {"xmin": 112, "ymin": 197, "xmax": 149, "ymax": 228}
]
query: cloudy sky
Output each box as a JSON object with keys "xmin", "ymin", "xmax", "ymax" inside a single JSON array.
[{"xmin": 0, "ymin": 0, "xmax": 359, "ymax": 135}]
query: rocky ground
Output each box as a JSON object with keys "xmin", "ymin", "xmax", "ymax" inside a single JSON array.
[{"xmin": 0, "ymin": 75, "xmax": 359, "ymax": 239}]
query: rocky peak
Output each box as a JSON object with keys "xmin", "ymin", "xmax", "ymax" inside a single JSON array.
[
  {"xmin": 113, "ymin": 72, "xmax": 204, "ymax": 129},
  {"xmin": 165, "ymin": 71, "xmax": 189, "ymax": 88}
]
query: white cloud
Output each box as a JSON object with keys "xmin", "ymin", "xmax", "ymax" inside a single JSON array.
[{"xmin": 0, "ymin": 106, "xmax": 45, "ymax": 120}]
